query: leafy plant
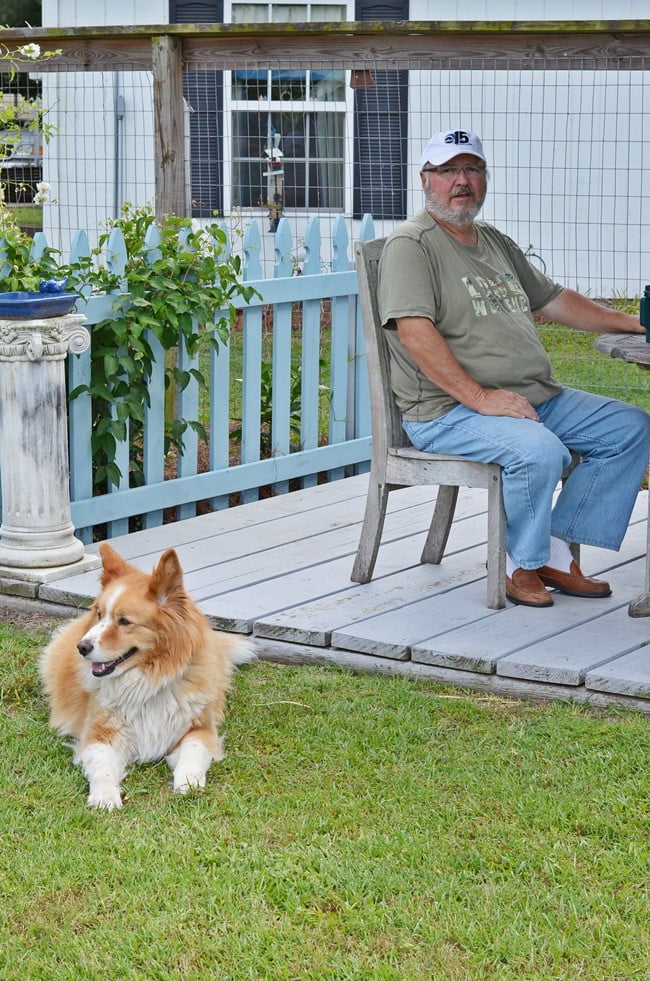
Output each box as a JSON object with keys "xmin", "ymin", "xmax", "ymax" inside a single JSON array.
[
  {"xmin": 232, "ymin": 355, "xmax": 329, "ymax": 457},
  {"xmin": 0, "ymin": 39, "xmax": 61, "ymax": 172},
  {"xmin": 64, "ymin": 203, "xmax": 259, "ymax": 489},
  {"xmin": 0, "ymin": 206, "xmax": 58, "ymax": 287}
]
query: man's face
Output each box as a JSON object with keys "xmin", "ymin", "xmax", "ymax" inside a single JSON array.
[{"xmin": 421, "ymin": 153, "xmax": 487, "ymax": 228}]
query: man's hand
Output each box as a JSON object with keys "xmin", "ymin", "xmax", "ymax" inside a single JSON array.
[
  {"xmin": 396, "ymin": 317, "xmax": 540, "ymax": 419},
  {"xmin": 472, "ymin": 388, "xmax": 540, "ymax": 420}
]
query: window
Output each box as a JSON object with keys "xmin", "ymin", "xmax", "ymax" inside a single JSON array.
[{"xmin": 227, "ymin": 1, "xmax": 350, "ymax": 214}]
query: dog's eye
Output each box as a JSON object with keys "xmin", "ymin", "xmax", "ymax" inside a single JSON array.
[{"xmin": 117, "ymin": 616, "xmax": 131, "ymax": 627}]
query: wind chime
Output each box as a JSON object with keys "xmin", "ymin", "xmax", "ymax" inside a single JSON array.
[{"xmin": 263, "ymin": 132, "xmax": 284, "ymax": 232}]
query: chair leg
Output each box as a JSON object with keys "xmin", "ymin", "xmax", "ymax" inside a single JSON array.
[
  {"xmin": 420, "ymin": 485, "xmax": 459, "ymax": 564},
  {"xmin": 563, "ymin": 451, "xmax": 581, "ymax": 566},
  {"xmin": 486, "ymin": 471, "xmax": 507, "ymax": 609},
  {"xmin": 351, "ymin": 479, "xmax": 390, "ymax": 583}
]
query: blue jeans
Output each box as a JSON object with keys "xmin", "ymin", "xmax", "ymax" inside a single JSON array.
[{"xmin": 403, "ymin": 387, "xmax": 650, "ymax": 569}]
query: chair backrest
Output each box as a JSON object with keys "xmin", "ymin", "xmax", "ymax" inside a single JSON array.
[{"xmin": 355, "ymin": 237, "xmax": 410, "ymax": 454}]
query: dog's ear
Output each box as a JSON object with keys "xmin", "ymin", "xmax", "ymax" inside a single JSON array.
[
  {"xmin": 148, "ymin": 549, "xmax": 185, "ymax": 607},
  {"xmin": 98, "ymin": 542, "xmax": 130, "ymax": 585}
]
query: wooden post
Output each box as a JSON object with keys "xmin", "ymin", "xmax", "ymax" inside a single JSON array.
[{"xmin": 152, "ymin": 34, "xmax": 187, "ymax": 220}]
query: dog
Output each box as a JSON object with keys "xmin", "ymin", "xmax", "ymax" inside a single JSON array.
[{"xmin": 40, "ymin": 542, "xmax": 254, "ymax": 810}]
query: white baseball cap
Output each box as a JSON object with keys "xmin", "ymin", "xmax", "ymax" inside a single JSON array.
[{"xmin": 420, "ymin": 130, "xmax": 486, "ymax": 170}]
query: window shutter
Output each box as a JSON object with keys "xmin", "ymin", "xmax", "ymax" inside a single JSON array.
[
  {"xmin": 169, "ymin": 1, "xmax": 223, "ymax": 19},
  {"xmin": 353, "ymin": 0, "xmax": 408, "ymax": 220},
  {"xmin": 170, "ymin": 1, "xmax": 224, "ymax": 217}
]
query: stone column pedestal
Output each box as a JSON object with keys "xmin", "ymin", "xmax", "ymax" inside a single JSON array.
[{"xmin": 0, "ymin": 313, "xmax": 98, "ymax": 575}]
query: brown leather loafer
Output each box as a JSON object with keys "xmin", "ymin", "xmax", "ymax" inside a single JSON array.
[
  {"xmin": 536, "ymin": 560, "xmax": 612, "ymax": 598},
  {"xmin": 506, "ymin": 568, "xmax": 554, "ymax": 607}
]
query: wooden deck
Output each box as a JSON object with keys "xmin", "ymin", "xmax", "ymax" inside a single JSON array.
[{"xmin": 6, "ymin": 474, "xmax": 650, "ymax": 714}]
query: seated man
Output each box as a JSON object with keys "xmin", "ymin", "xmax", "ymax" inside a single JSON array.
[{"xmin": 379, "ymin": 128, "xmax": 650, "ymax": 607}]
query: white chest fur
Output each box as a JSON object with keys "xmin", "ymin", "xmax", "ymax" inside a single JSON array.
[{"xmin": 92, "ymin": 669, "xmax": 207, "ymax": 762}]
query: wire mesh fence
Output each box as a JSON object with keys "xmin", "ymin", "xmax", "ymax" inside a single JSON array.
[{"xmin": 3, "ymin": 35, "xmax": 650, "ymax": 410}]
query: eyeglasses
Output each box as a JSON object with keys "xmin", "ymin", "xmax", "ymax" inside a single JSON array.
[{"xmin": 422, "ymin": 164, "xmax": 486, "ymax": 179}]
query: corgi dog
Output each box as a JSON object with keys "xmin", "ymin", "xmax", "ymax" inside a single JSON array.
[{"xmin": 40, "ymin": 543, "xmax": 254, "ymax": 810}]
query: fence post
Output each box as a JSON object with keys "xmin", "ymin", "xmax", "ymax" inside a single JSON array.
[
  {"xmin": 152, "ymin": 34, "xmax": 187, "ymax": 219},
  {"xmin": 0, "ymin": 313, "xmax": 100, "ymax": 575}
]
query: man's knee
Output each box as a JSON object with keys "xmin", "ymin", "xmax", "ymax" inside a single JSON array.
[
  {"xmin": 615, "ymin": 402, "xmax": 650, "ymax": 453},
  {"xmin": 509, "ymin": 429, "xmax": 570, "ymax": 481}
]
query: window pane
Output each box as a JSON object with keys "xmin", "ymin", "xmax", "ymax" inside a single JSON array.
[
  {"xmin": 232, "ymin": 70, "xmax": 269, "ymax": 100},
  {"xmin": 231, "ymin": 4, "xmax": 269, "ymax": 22},
  {"xmin": 232, "ymin": 110, "xmax": 266, "ymax": 207},
  {"xmin": 232, "ymin": 107, "xmax": 344, "ymax": 210},
  {"xmin": 311, "ymin": 4, "xmax": 346, "ymax": 20},
  {"xmin": 270, "ymin": 71, "xmax": 307, "ymax": 101},
  {"xmin": 272, "ymin": 5, "xmax": 304, "ymax": 22},
  {"xmin": 309, "ymin": 112, "xmax": 343, "ymax": 208},
  {"xmin": 309, "ymin": 70, "xmax": 345, "ymax": 101}
]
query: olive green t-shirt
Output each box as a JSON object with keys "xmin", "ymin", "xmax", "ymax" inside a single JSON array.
[{"xmin": 378, "ymin": 210, "xmax": 563, "ymax": 421}]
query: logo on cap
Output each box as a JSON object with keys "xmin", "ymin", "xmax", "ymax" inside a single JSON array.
[{"xmin": 444, "ymin": 131, "xmax": 471, "ymax": 145}]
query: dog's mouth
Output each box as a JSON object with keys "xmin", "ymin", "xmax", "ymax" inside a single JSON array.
[{"xmin": 91, "ymin": 648, "xmax": 138, "ymax": 677}]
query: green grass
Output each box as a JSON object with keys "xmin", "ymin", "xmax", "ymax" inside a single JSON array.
[
  {"xmin": 6, "ymin": 203, "xmax": 42, "ymax": 231},
  {"xmin": 538, "ymin": 323, "xmax": 650, "ymax": 413},
  {"xmin": 3, "ymin": 620, "xmax": 650, "ymax": 979}
]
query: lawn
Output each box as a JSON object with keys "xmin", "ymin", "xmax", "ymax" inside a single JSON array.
[
  {"xmin": 2, "ymin": 618, "xmax": 650, "ymax": 980},
  {"xmin": 537, "ymin": 323, "xmax": 650, "ymax": 413}
]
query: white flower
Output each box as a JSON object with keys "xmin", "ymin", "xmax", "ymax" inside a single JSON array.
[
  {"xmin": 17, "ymin": 43, "xmax": 41, "ymax": 60},
  {"xmin": 33, "ymin": 182, "xmax": 52, "ymax": 204}
]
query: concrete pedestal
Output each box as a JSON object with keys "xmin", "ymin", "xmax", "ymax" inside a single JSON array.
[{"xmin": 0, "ymin": 313, "xmax": 98, "ymax": 574}]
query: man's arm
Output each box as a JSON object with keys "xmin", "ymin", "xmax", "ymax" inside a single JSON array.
[
  {"xmin": 537, "ymin": 287, "xmax": 642, "ymax": 335},
  {"xmin": 396, "ymin": 316, "xmax": 540, "ymax": 420}
]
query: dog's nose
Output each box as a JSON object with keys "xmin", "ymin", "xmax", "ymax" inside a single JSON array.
[{"xmin": 77, "ymin": 639, "xmax": 93, "ymax": 657}]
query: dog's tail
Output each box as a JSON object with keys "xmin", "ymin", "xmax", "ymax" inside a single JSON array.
[{"xmin": 226, "ymin": 634, "xmax": 257, "ymax": 668}]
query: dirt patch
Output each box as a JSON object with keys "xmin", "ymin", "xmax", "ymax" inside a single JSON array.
[{"xmin": 0, "ymin": 596, "xmax": 76, "ymax": 632}]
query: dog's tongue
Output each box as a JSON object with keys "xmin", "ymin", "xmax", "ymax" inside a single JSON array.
[{"xmin": 90, "ymin": 648, "xmax": 137, "ymax": 678}]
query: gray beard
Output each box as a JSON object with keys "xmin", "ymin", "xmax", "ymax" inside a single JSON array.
[{"xmin": 424, "ymin": 189, "xmax": 483, "ymax": 228}]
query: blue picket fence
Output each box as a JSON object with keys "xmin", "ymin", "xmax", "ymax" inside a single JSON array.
[{"xmin": 8, "ymin": 213, "xmax": 377, "ymax": 542}]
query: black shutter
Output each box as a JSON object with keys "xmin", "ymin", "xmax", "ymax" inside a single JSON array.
[
  {"xmin": 353, "ymin": 0, "xmax": 408, "ymax": 220},
  {"xmin": 170, "ymin": 1, "xmax": 224, "ymax": 217},
  {"xmin": 169, "ymin": 1, "xmax": 223, "ymax": 21}
]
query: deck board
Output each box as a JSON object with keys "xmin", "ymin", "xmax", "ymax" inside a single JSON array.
[{"xmin": 9, "ymin": 474, "xmax": 650, "ymax": 713}]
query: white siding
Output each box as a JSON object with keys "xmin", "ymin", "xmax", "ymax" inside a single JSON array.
[
  {"xmin": 42, "ymin": 0, "xmax": 168, "ymax": 25},
  {"xmin": 41, "ymin": 1, "xmax": 167, "ymax": 252},
  {"xmin": 412, "ymin": 0, "xmax": 650, "ymax": 17}
]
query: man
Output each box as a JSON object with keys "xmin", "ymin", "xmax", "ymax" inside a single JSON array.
[{"xmin": 379, "ymin": 129, "xmax": 650, "ymax": 607}]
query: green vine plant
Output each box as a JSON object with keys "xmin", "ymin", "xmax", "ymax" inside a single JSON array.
[
  {"xmin": 0, "ymin": 204, "xmax": 59, "ymax": 285},
  {"xmin": 232, "ymin": 356, "xmax": 330, "ymax": 457},
  {"xmin": 0, "ymin": 40, "xmax": 60, "ymax": 198},
  {"xmin": 64, "ymin": 203, "xmax": 260, "ymax": 491}
]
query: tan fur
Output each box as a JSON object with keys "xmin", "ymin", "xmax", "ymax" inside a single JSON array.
[{"xmin": 40, "ymin": 543, "xmax": 253, "ymax": 810}]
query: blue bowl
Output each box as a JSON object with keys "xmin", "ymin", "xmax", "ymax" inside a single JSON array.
[{"xmin": 0, "ymin": 291, "xmax": 78, "ymax": 319}]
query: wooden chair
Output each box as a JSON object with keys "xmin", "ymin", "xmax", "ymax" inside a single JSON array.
[
  {"xmin": 351, "ymin": 237, "xmax": 579, "ymax": 609},
  {"xmin": 351, "ymin": 236, "xmax": 508, "ymax": 609}
]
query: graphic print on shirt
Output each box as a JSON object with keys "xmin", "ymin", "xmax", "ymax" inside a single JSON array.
[{"xmin": 462, "ymin": 273, "xmax": 530, "ymax": 318}]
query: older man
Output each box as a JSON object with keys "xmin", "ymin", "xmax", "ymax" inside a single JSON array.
[{"xmin": 379, "ymin": 129, "xmax": 650, "ymax": 607}]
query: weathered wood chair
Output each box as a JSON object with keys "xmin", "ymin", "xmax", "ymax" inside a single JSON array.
[
  {"xmin": 350, "ymin": 238, "xmax": 580, "ymax": 610},
  {"xmin": 351, "ymin": 236, "xmax": 508, "ymax": 609},
  {"xmin": 351, "ymin": 237, "xmax": 578, "ymax": 610}
]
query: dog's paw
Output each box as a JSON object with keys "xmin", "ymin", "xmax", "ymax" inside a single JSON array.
[
  {"xmin": 87, "ymin": 787, "xmax": 123, "ymax": 810},
  {"xmin": 173, "ymin": 771, "xmax": 207, "ymax": 794}
]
